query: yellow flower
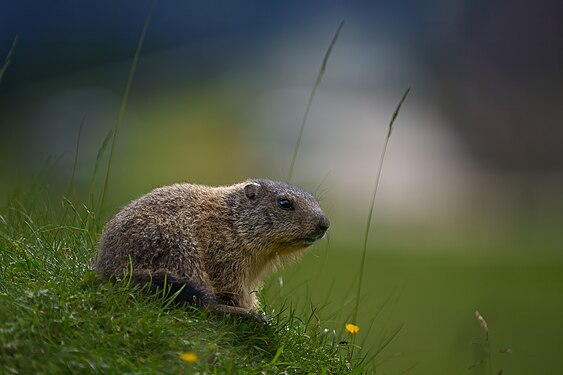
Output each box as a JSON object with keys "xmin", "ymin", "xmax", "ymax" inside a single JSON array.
[
  {"xmin": 179, "ymin": 352, "xmax": 199, "ymax": 363},
  {"xmin": 345, "ymin": 323, "xmax": 360, "ymax": 335}
]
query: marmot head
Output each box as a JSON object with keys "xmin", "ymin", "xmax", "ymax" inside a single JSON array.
[{"xmin": 229, "ymin": 179, "xmax": 330, "ymax": 255}]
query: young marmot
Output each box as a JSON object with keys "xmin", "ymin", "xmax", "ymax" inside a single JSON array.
[{"xmin": 95, "ymin": 179, "xmax": 329, "ymax": 319}]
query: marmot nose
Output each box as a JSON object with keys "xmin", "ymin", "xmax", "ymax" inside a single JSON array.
[{"xmin": 317, "ymin": 214, "xmax": 330, "ymax": 234}]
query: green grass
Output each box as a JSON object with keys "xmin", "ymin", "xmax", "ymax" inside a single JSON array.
[{"xmin": 0, "ymin": 191, "xmax": 368, "ymax": 374}]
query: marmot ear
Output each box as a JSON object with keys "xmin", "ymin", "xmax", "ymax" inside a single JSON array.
[{"xmin": 244, "ymin": 182, "xmax": 261, "ymax": 199}]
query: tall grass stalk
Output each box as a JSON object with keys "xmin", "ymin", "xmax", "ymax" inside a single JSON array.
[
  {"xmin": 89, "ymin": 129, "xmax": 114, "ymax": 214},
  {"xmin": 286, "ymin": 21, "xmax": 344, "ymax": 183},
  {"xmin": 0, "ymin": 35, "xmax": 18, "ymax": 83},
  {"xmin": 470, "ymin": 310, "xmax": 511, "ymax": 374},
  {"xmin": 98, "ymin": 0, "xmax": 156, "ymax": 214},
  {"xmin": 351, "ymin": 88, "xmax": 410, "ymax": 325},
  {"xmin": 68, "ymin": 116, "xmax": 86, "ymax": 198}
]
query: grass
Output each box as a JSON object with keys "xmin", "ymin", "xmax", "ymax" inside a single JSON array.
[
  {"xmin": 0, "ymin": 191, "xmax": 366, "ymax": 373},
  {"xmin": 98, "ymin": 0, "xmax": 156, "ymax": 216},
  {"xmin": 351, "ymin": 87, "xmax": 410, "ymax": 325},
  {"xmin": 280, "ymin": 21, "xmax": 411, "ymax": 363},
  {"xmin": 287, "ymin": 20, "xmax": 344, "ymax": 183},
  {"xmin": 280, "ymin": 16, "xmax": 410, "ymax": 343},
  {"xmin": 0, "ymin": 35, "xmax": 18, "ymax": 83}
]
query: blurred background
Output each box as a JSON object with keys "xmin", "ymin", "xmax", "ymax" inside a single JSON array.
[{"xmin": 1, "ymin": 1, "xmax": 562, "ymax": 373}]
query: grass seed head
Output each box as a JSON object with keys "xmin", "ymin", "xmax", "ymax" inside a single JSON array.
[{"xmin": 475, "ymin": 310, "xmax": 489, "ymax": 341}]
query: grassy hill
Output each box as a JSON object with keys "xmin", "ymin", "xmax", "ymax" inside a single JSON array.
[{"xmin": 0, "ymin": 191, "xmax": 368, "ymax": 374}]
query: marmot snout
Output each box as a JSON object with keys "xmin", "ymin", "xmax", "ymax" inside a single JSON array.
[{"xmin": 95, "ymin": 179, "xmax": 329, "ymax": 319}]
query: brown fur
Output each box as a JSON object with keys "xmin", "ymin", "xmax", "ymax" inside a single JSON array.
[{"xmin": 95, "ymin": 179, "xmax": 329, "ymax": 318}]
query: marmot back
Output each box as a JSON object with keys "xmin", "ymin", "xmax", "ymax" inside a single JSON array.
[{"xmin": 95, "ymin": 179, "xmax": 329, "ymax": 319}]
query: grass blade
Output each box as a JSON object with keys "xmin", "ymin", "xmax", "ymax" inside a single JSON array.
[
  {"xmin": 287, "ymin": 21, "xmax": 344, "ymax": 182},
  {"xmin": 0, "ymin": 35, "xmax": 18, "ymax": 83},
  {"xmin": 351, "ymin": 88, "xmax": 410, "ymax": 325},
  {"xmin": 270, "ymin": 345, "xmax": 284, "ymax": 365},
  {"xmin": 370, "ymin": 323, "xmax": 404, "ymax": 364},
  {"xmin": 68, "ymin": 116, "xmax": 86, "ymax": 199},
  {"xmin": 98, "ymin": 0, "xmax": 156, "ymax": 214},
  {"xmin": 89, "ymin": 128, "xmax": 114, "ymax": 209}
]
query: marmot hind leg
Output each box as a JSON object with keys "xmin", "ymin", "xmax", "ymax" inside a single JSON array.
[
  {"xmin": 130, "ymin": 270, "xmax": 266, "ymax": 321},
  {"xmin": 130, "ymin": 269, "xmax": 217, "ymax": 307}
]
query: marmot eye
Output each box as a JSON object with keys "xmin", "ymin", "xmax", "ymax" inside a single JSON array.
[{"xmin": 277, "ymin": 198, "xmax": 293, "ymax": 210}]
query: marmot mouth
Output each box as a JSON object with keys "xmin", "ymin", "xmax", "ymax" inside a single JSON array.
[
  {"xmin": 281, "ymin": 231, "xmax": 326, "ymax": 250},
  {"xmin": 299, "ymin": 236, "xmax": 323, "ymax": 246}
]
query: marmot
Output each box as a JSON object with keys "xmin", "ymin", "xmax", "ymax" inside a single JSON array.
[{"xmin": 95, "ymin": 179, "xmax": 329, "ymax": 319}]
